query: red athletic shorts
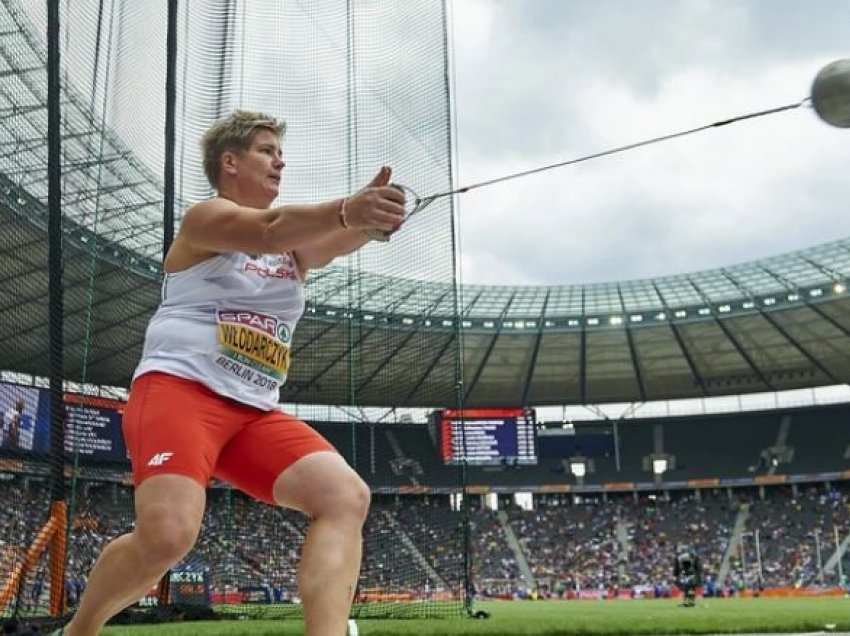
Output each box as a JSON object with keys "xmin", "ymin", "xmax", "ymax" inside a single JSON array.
[{"xmin": 122, "ymin": 371, "xmax": 337, "ymax": 504}]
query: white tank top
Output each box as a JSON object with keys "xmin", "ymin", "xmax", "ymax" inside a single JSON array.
[{"xmin": 134, "ymin": 251, "xmax": 304, "ymax": 411}]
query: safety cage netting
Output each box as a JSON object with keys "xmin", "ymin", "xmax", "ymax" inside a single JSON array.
[{"xmin": 0, "ymin": 0, "xmax": 468, "ymax": 625}]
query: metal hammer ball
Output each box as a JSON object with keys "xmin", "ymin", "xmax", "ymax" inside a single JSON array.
[{"xmin": 811, "ymin": 58, "xmax": 850, "ymax": 128}]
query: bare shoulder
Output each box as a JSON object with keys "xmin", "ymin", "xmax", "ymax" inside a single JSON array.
[
  {"xmin": 163, "ymin": 199, "xmax": 235, "ymax": 273},
  {"xmin": 176, "ymin": 197, "xmax": 273, "ymax": 256},
  {"xmin": 180, "ymin": 197, "xmax": 238, "ymax": 226}
]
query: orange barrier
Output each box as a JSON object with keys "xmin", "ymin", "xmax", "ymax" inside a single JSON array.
[
  {"xmin": 48, "ymin": 501, "xmax": 68, "ymax": 615},
  {"xmin": 357, "ymin": 591, "xmax": 414, "ymax": 602},
  {"xmin": 356, "ymin": 589, "xmax": 459, "ymax": 603},
  {"xmin": 0, "ymin": 500, "xmax": 67, "ymax": 616},
  {"xmin": 741, "ymin": 586, "xmax": 845, "ymax": 598}
]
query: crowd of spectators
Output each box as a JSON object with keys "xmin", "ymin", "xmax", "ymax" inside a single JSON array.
[
  {"xmin": 468, "ymin": 505, "xmax": 524, "ymax": 596},
  {"xmin": 735, "ymin": 484, "xmax": 850, "ymax": 589},
  {"xmin": 0, "ymin": 475, "xmax": 847, "ymax": 613},
  {"xmin": 624, "ymin": 491, "xmax": 735, "ymax": 591},
  {"xmin": 505, "ymin": 495, "xmax": 621, "ymax": 595}
]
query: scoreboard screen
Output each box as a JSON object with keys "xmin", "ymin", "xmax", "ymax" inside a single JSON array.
[
  {"xmin": 1, "ymin": 381, "xmax": 127, "ymax": 462},
  {"xmin": 438, "ymin": 408, "xmax": 537, "ymax": 465}
]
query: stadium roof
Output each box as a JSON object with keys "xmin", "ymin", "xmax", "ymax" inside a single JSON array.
[
  {"xmin": 295, "ymin": 250, "xmax": 850, "ymax": 406},
  {"xmin": 2, "ymin": 1, "xmax": 850, "ymax": 408},
  {"xmin": 6, "ymin": 162, "xmax": 850, "ymax": 409}
]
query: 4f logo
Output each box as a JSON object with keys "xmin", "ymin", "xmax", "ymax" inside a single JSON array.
[{"xmin": 147, "ymin": 452, "xmax": 174, "ymax": 467}]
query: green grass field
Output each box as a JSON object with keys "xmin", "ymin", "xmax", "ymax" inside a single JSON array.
[{"xmin": 95, "ymin": 597, "xmax": 850, "ymax": 635}]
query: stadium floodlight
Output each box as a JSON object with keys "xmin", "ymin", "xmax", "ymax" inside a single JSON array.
[
  {"xmin": 652, "ymin": 458, "xmax": 669, "ymax": 475},
  {"xmin": 569, "ymin": 460, "xmax": 587, "ymax": 478}
]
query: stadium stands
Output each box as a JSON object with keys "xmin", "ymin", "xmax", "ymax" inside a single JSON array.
[
  {"xmin": 2, "ymin": 473, "xmax": 847, "ymax": 611},
  {"xmin": 0, "ymin": 401, "xmax": 847, "ymax": 612}
]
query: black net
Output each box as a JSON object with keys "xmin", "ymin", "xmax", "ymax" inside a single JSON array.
[{"xmin": 0, "ymin": 0, "xmax": 467, "ymax": 626}]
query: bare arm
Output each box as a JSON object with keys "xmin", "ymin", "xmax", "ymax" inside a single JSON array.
[
  {"xmin": 179, "ymin": 198, "xmax": 343, "ymax": 255},
  {"xmin": 177, "ymin": 173, "xmax": 403, "ymax": 258},
  {"xmin": 291, "ymin": 222, "xmax": 372, "ymax": 271},
  {"xmin": 294, "ymin": 166, "xmax": 403, "ymax": 271}
]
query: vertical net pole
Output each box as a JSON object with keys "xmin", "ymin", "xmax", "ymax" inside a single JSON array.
[
  {"xmin": 345, "ymin": 0, "xmax": 359, "ymax": 471},
  {"xmin": 447, "ymin": 0, "xmax": 472, "ymax": 613},
  {"xmin": 439, "ymin": 0, "xmax": 473, "ymax": 614},
  {"xmin": 163, "ymin": 0, "xmax": 178, "ymax": 257},
  {"xmin": 46, "ymin": 0, "xmax": 67, "ymax": 617},
  {"xmin": 156, "ymin": 0, "xmax": 179, "ymax": 607}
]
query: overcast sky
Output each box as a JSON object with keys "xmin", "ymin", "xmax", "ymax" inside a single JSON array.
[{"xmin": 449, "ymin": 0, "xmax": 850, "ymax": 286}]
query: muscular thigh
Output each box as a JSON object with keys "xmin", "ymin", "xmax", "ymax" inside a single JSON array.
[
  {"xmin": 214, "ymin": 410, "xmax": 336, "ymax": 505},
  {"xmin": 123, "ymin": 372, "xmax": 246, "ymax": 489}
]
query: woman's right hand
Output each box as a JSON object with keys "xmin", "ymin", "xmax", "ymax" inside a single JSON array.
[{"xmin": 342, "ymin": 166, "xmax": 406, "ymax": 234}]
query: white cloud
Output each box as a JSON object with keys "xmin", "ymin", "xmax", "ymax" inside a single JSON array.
[{"xmin": 451, "ymin": 0, "xmax": 850, "ymax": 285}]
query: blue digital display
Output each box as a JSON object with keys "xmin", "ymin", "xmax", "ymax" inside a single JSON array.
[
  {"xmin": 0, "ymin": 381, "xmax": 127, "ymax": 462},
  {"xmin": 440, "ymin": 408, "xmax": 537, "ymax": 465}
]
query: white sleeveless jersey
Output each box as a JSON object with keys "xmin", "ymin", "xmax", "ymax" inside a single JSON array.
[{"xmin": 134, "ymin": 251, "xmax": 304, "ymax": 410}]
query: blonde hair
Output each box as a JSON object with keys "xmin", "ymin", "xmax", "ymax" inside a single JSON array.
[{"xmin": 201, "ymin": 109, "xmax": 286, "ymax": 189}]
